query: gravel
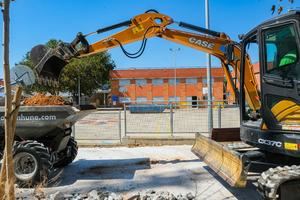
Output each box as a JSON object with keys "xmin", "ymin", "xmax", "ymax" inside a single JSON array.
[{"xmin": 17, "ymin": 189, "xmax": 195, "ymax": 200}]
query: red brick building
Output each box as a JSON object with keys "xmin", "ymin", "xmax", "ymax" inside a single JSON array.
[{"xmin": 110, "ymin": 67, "xmax": 225, "ymax": 105}]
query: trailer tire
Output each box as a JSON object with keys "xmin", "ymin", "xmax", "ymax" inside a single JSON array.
[
  {"xmin": 13, "ymin": 141, "xmax": 52, "ymax": 188},
  {"xmin": 54, "ymin": 137, "xmax": 78, "ymax": 168}
]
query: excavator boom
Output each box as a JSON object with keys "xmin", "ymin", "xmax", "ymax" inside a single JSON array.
[
  {"xmin": 31, "ymin": 10, "xmax": 260, "ymax": 111},
  {"xmin": 31, "ymin": 10, "xmax": 262, "ymax": 189}
]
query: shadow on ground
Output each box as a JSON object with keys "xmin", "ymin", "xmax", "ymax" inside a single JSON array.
[
  {"xmin": 53, "ymin": 158, "xmax": 197, "ymax": 186},
  {"xmin": 54, "ymin": 158, "xmax": 151, "ymax": 186},
  {"xmin": 203, "ymin": 166, "xmax": 261, "ymax": 200},
  {"xmin": 46, "ymin": 157, "xmax": 260, "ymax": 199}
]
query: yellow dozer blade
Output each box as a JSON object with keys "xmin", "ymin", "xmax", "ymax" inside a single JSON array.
[{"xmin": 192, "ymin": 133, "xmax": 249, "ymax": 187}]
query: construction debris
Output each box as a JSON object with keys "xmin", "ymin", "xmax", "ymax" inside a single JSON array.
[
  {"xmin": 16, "ymin": 190, "xmax": 195, "ymax": 200},
  {"xmin": 23, "ymin": 93, "xmax": 66, "ymax": 106},
  {"xmin": 131, "ymin": 190, "xmax": 195, "ymax": 200},
  {"xmin": 16, "ymin": 190, "xmax": 123, "ymax": 200}
]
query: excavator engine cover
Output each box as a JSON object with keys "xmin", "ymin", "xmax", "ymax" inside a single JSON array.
[{"xmin": 192, "ymin": 133, "xmax": 249, "ymax": 187}]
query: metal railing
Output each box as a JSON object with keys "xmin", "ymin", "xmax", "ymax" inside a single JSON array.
[
  {"xmin": 123, "ymin": 100, "xmax": 240, "ymax": 136},
  {"xmin": 73, "ymin": 100, "xmax": 239, "ymax": 143}
]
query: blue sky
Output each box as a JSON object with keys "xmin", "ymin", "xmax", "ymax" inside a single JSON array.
[{"xmin": 0, "ymin": 0, "xmax": 299, "ymax": 77}]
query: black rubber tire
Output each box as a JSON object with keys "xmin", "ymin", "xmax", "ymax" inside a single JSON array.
[
  {"xmin": 13, "ymin": 141, "xmax": 52, "ymax": 188},
  {"xmin": 54, "ymin": 137, "xmax": 78, "ymax": 168}
]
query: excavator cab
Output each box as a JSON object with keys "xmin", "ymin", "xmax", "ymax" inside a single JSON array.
[{"xmin": 240, "ymin": 11, "xmax": 300, "ymax": 155}]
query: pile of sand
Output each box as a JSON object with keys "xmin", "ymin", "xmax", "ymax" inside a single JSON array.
[{"xmin": 23, "ymin": 93, "xmax": 65, "ymax": 106}]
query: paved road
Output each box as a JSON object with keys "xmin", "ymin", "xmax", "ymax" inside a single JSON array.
[{"xmin": 18, "ymin": 146, "xmax": 260, "ymax": 200}]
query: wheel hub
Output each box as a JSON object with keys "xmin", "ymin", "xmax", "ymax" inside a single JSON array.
[{"xmin": 14, "ymin": 152, "xmax": 38, "ymax": 181}]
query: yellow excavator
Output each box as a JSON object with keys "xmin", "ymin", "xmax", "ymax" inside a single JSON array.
[{"xmin": 31, "ymin": 10, "xmax": 300, "ymax": 199}]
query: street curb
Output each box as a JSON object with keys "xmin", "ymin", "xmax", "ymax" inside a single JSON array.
[
  {"xmin": 76, "ymin": 137, "xmax": 195, "ymax": 147},
  {"xmin": 122, "ymin": 136, "xmax": 195, "ymax": 146}
]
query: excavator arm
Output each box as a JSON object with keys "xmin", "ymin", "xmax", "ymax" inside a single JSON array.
[
  {"xmin": 159, "ymin": 28, "xmax": 260, "ymax": 111},
  {"xmin": 32, "ymin": 10, "xmax": 260, "ymax": 111}
]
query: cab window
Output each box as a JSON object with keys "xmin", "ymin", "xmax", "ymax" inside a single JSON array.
[{"xmin": 263, "ymin": 24, "xmax": 299, "ymax": 79}]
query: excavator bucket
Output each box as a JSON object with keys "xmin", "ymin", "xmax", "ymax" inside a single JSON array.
[
  {"xmin": 30, "ymin": 44, "xmax": 69, "ymax": 83},
  {"xmin": 192, "ymin": 133, "xmax": 249, "ymax": 187}
]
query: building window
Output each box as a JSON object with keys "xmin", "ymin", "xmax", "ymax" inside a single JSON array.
[
  {"xmin": 186, "ymin": 96, "xmax": 192, "ymax": 106},
  {"xmin": 119, "ymin": 86, "xmax": 127, "ymax": 93},
  {"xmin": 136, "ymin": 79, "xmax": 146, "ymax": 86},
  {"xmin": 168, "ymin": 79, "xmax": 180, "ymax": 85},
  {"xmin": 119, "ymin": 79, "xmax": 130, "ymax": 87},
  {"xmin": 202, "ymin": 87, "xmax": 213, "ymax": 95},
  {"xmin": 202, "ymin": 77, "xmax": 214, "ymax": 86},
  {"xmin": 186, "ymin": 78, "xmax": 197, "ymax": 84},
  {"xmin": 153, "ymin": 96, "xmax": 164, "ymax": 103},
  {"xmin": 152, "ymin": 79, "xmax": 163, "ymax": 85},
  {"xmin": 169, "ymin": 96, "xmax": 180, "ymax": 102},
  {"xmin": 186, "ymin": 96, "xmax": 198, "ymax": 107},
  {"xmin": 136, "ymin": 97, "xmax": 147, "ymax": 103},
  {"xmin": 202, "ymin": 78, "xmax": 207, "ymax": 86},
  {"xmin": 202, "ymin": 95, "xmax": 215, "ymax": 101},
  {"xmin": 186, "ymin": 96, "xmax": 192, "ymax": 101},
  {"xmin": 119, "ymin": 97, "xmax": 131, "ymax": 103}
]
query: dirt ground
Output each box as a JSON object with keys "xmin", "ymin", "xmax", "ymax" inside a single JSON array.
[{"xmin": 17, "ymin": 146, "xmax": 260, "ymax": 200}]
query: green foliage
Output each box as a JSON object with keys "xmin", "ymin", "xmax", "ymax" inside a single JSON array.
[
  {"xmin": 18, "ymin": 39, "xmax": 115, "ymax": 96},
  {"xmin": 271, "ymin": 0, "xmax": 294, "ymax": 15},
  {"xmin": 59, "ymin": 52, "xmax": 115, "ymax": 96}
]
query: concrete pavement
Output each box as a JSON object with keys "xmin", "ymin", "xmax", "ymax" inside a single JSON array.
[{"xmin": 17, "ymin": 145, "xmax": 260, "ymax": 200}]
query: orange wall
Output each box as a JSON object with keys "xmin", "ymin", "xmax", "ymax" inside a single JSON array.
[{"xmin": 110, "ymin": 68, "xmax": 225, "ymax": 103}]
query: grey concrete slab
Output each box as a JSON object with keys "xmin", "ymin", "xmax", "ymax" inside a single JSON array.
[{"xmin": 17, "ymin": 146, "xmax": 260, "ymax": 200}]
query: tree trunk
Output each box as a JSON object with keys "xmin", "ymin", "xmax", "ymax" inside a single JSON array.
[{"xmin": 0, "ymin": 1, "xmax": 16, "ymax": 199}]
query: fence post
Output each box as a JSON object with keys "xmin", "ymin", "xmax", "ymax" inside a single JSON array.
[
  {"xmin": 124, "ymin": 103, "xmax": 127, "ymax": 137},
  {"xmin": 170, "ymin": 103, "xmax": 174, "ymax": 136},
  {"xmin": 119, "ymin": 110, "xmax": 122, "ymax": 143},
  {"xmin": 218, "ymin": 104, "xmax": 221, "ymax": 128}
]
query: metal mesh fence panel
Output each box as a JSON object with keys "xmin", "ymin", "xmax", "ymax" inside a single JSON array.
[
  {"xmin": 216, "ymin": 106, "xmax": 240, "ymax": 128},
  {"xmin": 124, "ymin": 101, "xmax": 240, "ymax": 136},
  {"xmin": 173, "ymin": 108, "xmax": 209, "ymax": 133},
  {"xmin": 125, "ymin": 108, "xmax": 172, "ymax": 134},
  {"xmin": 75, "ymin": 111, "xmax": 121, "ymax": 140},
  {"xmin": 72, "ymin": 101, "xmax": 240, "ymax": 141}
]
